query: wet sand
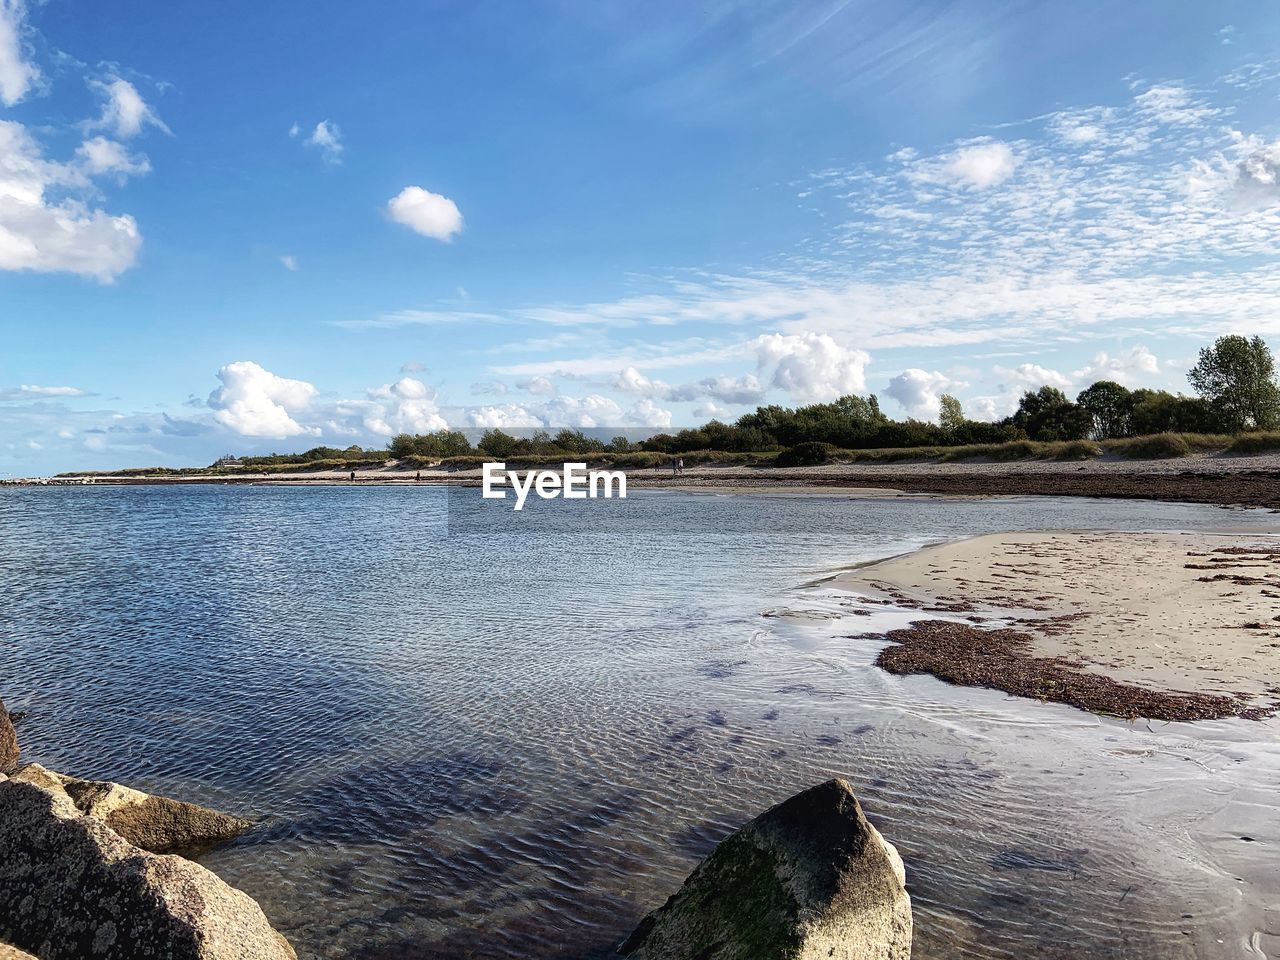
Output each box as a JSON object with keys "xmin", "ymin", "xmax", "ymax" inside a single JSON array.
[{"xmin": 837, "ymin": 531, "xmax": 1280, "ymax": 714}]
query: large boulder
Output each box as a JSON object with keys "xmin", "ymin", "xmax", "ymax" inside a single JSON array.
[
  {"xmin": 0, "ymin": 943, "xmax": 38, "ymax": 959},
  {"xmin": 0, "ymin": 699, "xmax": 18, "ymax": 774},
  {"xmin": 47, "ymin": 769, "xmax": 250, "ymax": 855},
  {"xmin": 0, "ymin": 765, "xmax": 295, "ymax": 960},
  {"xmin": 620, "ymin": 778, "xmax": 911, "ymax": 960}
]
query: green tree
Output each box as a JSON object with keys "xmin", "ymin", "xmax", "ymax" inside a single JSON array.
[
  {"xmin": 1075, "ymin": 381, "xmax": 1133, "ymax": 439},
  {"xmin": 478, "ymin": 429, "xmax": 521, "ymax": 458},
  {"xmin": 938, "ymin": 394, "xmax": 965, "ymax": 436},
  {"xmin": 388, "ymin": 434, "xmax": 417, "ymax": 459},
  {"xmin": 1187, "ymin": 335, "xmax": 1280, "ymax": 431},
  {"xmin": 1010, "ymin": 386, "xmax": 1091, "ymax": 441}
]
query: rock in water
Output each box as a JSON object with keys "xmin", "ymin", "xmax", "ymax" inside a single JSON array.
[
  {"xmin": 0, "ymin": 699, "xmax": 17, "ymax": 774},
  {"xmin": 0, "ymin": 765, "xmax": 295, "ymax": 960},
  {"xmin": 48, "ymin": 769, "xmax": 251, "ymax": 855},
  {"xmin": 619, "ymin": 778, "xmax": 911, "ymax": 960}
]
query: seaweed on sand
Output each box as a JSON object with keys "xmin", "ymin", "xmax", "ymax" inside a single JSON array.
[{"xmin": 875, "ymin": 620, "xmax": 1275, "ymax": 722}]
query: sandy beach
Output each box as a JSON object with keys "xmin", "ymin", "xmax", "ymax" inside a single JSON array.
[{"xmin": 837, "ymin": 530, "xmax": 1280, "ymax": 716}]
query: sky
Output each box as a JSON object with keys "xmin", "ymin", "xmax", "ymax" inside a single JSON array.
[{"xmin": 2, "ymin": 0, "xmax": 1280, "ymax": 474}]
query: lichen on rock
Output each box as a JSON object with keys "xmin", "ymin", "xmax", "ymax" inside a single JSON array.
[{"xmin": 620, "ymin": 778, "xmax": 911, "ymax": 960}]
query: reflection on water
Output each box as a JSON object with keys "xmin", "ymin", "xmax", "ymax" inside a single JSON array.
[{"xmin": 1, "ymin": 485, "xmax": 1277, "ymax": 959}]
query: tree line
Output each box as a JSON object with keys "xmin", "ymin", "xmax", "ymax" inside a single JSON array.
[{"xmin": 226, "ymin": 335, "xmax": 1280, "ymax": 466}]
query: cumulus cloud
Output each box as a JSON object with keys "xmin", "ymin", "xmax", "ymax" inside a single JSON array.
[
  {"xmin": 519, "ymin": 376, "xmax": 556, "ymax": 397},
  {"xmin": 1071, "ymin": 346, "xmax": 1159, "ymax": 385},
  {"xmin": 387, "ymin": 186, "xmax": 463, "ymax": 241},
  {"xmin": 994, "ymin": 362, "xmax": 1072, "ymax": 390},
  {"xmin": 692, "ymin": 401, "xmax": 731, "ymax": 420},
  {"xmin": 208, "ymin": 361, "xmax": 319, "ymax": 438},
  {"xmin": 611, "ymin": 365, "xmax": 765, "ymax": 407},
  {"xmin": 884, "ymin": 369, "xmax": 966, "ymax": 419},
  {"xmin": 0, "ymin": 120, "xmax": 142, "ymax": 281},
  {"xmin": 752, "ymin": 332, "xmax": 869, "ymax": 403},
  {"xmin": 361, "ymin": 377, "xmax": 448, "ymax": 435},
  {"xmin": 279, "ymin": 254, "xmax": 298, "ymax": 271},
  {"xmin": 468, "ymin": 404, "xmax": 543, "ymax": 429},
  {"xmin": 0, "ymin": 0, "xmax": 38, "ymax": 106},
  {"xmin": 541, "ymin": 394, "xmax": 624, "ymax": 428},
  {"xmin": 89, "ymin": 77, "xmax": 169, "ymax": 139},
  {"xmin": 292, "ymin": 120, "xmax": 343, "ymax": 163}
]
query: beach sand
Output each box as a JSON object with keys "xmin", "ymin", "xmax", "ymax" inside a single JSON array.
[{"xmin": 837, "ymin": 531, "xmax": 1280, "ymax": 706}]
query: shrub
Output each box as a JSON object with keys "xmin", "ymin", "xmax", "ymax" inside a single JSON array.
[
  {"xmin": 1052, "ymin": 440, "xmax": 1103, "ymax": 460},
  {"xmin": 1108, "ymin": 433, "xmax": 1192, "ymax": 459},
  {"xmin": 1226, "ymin": 432, "xmax": 1280, "ymax": 455},
  {"xmin": 775, "ymin": 441, "xmax": 838, "ymax": 467}
]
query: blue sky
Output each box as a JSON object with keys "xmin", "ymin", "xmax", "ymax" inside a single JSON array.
[{"xmin": 2, "ymin": 1, "xmax": 1280, "ymax": 474}]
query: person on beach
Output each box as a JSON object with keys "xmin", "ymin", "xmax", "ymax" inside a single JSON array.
[
  {"xmin": 349, "ymin": 470, "xmax": 356, "ymax": 482},
  {"xmin": 677, "ymin": 458, "xmax": 684, "ymax": 475},
  {"xmin": 415, "ymin": 471, "xmax": 421, "ymax": 482}
]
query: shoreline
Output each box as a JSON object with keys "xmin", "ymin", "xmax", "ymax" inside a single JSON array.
[
  {"xmin": 836, "ymin": 530, "xmax": 1280, "ymax": 722},
  {"xmin": 9, "ymin": 453, "xmax": 1280, "ymax": 509}
]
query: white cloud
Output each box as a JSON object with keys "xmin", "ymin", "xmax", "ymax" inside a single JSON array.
[
  {"xmin": 293, "ymin": 120, "xmax": 343, "ymax": 163},
  {"xmin": 541, "ymin": 394, "xmax": 624, "ymax": 428},
  {"xmin": 279, "ymin": 254, "xmax": 298, "ymax": 271},
  {"xmin": 361, "ymin": 377, "xmax": 448, "ymax": 435},
  {"xmin": 207, "ymin": 361, "xmax": 319, "ymax": 438},
  {"xmin": 752, "ymin": 332, "xmax": 869, "ymax": 403},
  {"xmin": 0, "ymin": 0, "xmax": 38, "ymax": 106},
  {"xmin": 693, "ymin": 401, "xmax": 730, "ymax": 420},
  {"xmin": 611, "ymin": 365, "xmax": 765, "ymax": 406},
  {"xmin": 1189, "ymin": 132, "xmax": 1280, "ymax": 212},
  {"xmin": 904, "ymin": 139, "xmax": 1017, "ymax": 190},
  {"xmin": 386, "ymin": 186, "xmax": 463, "ymax": 241},
  {"xmin": 1071, "ymin": 346, "xmax": 1159, "ymax": 385},
  {"xmin": 0, "ymin": 120, "xmax": 142, "ymax": 281},
  {"xmin": 994, "ymin": 362, "xmax": 1072, "ymax": 390},
  {"xmin": 1132, "ymin": 83, "xmax": 1219, "ymax": 127},
  {"xmin": 466, "ymin": 394, "xmax": 670, "ymax": 430},
  {"xmin": 468, "ymin": 404, "xmax": 543, "ymax": 429},
  {"xmin": 626, "ymin": 397, "xmax": 673, "ymax": 428},
  {"xmin": 0, "ymin": 384, "xmax": 86, "ymax": 400},
  {"xmin": 940, "ymin": 140, "xmax": 1017, "ymax": 189},
  {"xmin": 519, "ymin": 376, "xmax": 556, "ymax": 397},
  {"xmin": 89, "ymin": 77, "xmax": 169, "ymax": 139},
  {"xmin": 884, "ymin": 369, "xmax": 966, "ymax": 419},
  {"xmin": 75, "ymin": 136, "xmax": 150, "ymax": 179}
]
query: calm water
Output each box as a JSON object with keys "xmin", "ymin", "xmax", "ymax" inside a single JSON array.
[{"xmin": 2, "ymin": 485, "xmax": 1278, "ymax": 959}]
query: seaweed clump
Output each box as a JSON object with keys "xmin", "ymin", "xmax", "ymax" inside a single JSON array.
[{"xmin": 875, "ymin": 620, "xmax": 1275, "ymax": 722}]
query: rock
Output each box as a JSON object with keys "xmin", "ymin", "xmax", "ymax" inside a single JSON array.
[
  {"xmin": 0, "ymin": 765, "xmax": 295, "ymax": 960},
  {"xmin": 619, "ymin": 778, "xmax": 911, "ymax": 960},
  {"xmin": 47, "ymin": 769, "xmax": 251, "ymax": 855},
  {"xmin": 0, "ymin": 699, "xmax": 18, "ymax": 774},
  {"xmin": 0, "ymin": 943, "xmax": 38, "ymax": 959}
]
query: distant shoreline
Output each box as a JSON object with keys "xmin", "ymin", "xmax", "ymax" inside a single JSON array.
[{"xmin": 8, "ymin": 451, "xmax": 1280, "ymax": 510}]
